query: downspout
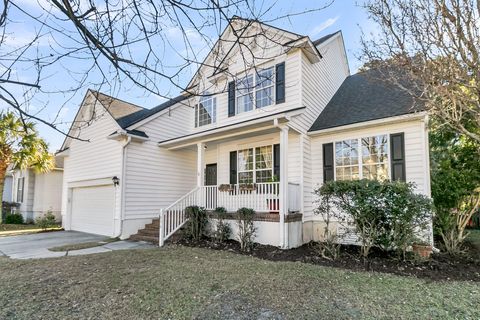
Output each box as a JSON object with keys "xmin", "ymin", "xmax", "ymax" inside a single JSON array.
[{"xmin": 114, "ymin": 135, "xmax": 132, "ymax": 238}]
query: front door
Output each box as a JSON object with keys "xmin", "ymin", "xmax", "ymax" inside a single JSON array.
[
  {"xmin": 205, "ymin": 164, "xmax": 217, "ymax": 209},
  {"xmin": 205, "ymin": 164, "xmax": 217, "ymax": 186}
]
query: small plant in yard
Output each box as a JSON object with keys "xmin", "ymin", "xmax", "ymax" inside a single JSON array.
[
  {"xmin": 236, "ymin": 207, "xmax": 256, "ymax": 252},
  {"xmin": 315, "ymin": 179, "xmax": 432, "ymax": 259},
  {"xmin": 35, "ymin": 211, "xmax": 57, "ymax": 230},
  {"xmin": 184, "ymin": 206, "xmax": 207, "ymax": 241},
  {"xmin": 213, "ymin": 219, "xmax": 231, "ymax": 243},
  {"xmin": 313, "ymin": 194, "xmax": 341, "ymax": 260},
  {"xmin": 214, "ymin": 207, "xmax": 227, "ymax": 214},
  {"xmin": 5, "ymin": 212, "xmax": 24, "ymax": 224}
]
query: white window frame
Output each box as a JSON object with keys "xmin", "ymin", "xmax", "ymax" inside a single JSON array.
[
  {"xmin": 236, "ymin": 66, "xmax": 276, "ymax": 115},
  {"xmin": 16, "ymin": 177, "xmax": 24, "ymax": 203},
  {"xmin": 237, "ymin": 144, "xmax": 275, "ymax": 183},
  {"xmin": 195, "ymin": 93, "xmax": 217, "ymax": 128},
  {"xmin": 333, "ymin": 134, "xmax": 391, "ymax": 181}
]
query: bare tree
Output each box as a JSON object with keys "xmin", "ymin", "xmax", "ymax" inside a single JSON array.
[
  {"xmin": 360, "ymin": 0, "xmax": 480, "ymax": 145},
  {"xmin": 0, "ymin": 0, "xmax": 332, "ymax": 139}
]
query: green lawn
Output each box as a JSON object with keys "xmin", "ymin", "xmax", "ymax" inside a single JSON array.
[{"xmin": 0, "ymin": 246, "xmax": 478, "ymax": 319}]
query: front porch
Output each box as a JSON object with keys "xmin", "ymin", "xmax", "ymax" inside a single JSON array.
[{"xmin": 157, "ymin": 117, "xmax": 304, "ymax": 248}]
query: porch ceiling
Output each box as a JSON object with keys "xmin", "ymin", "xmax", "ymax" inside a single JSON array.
[{"xmin": 158, "ymin": 109, "xmax": 302, "ymax": 150}]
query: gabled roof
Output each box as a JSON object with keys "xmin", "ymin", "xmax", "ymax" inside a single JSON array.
[
  {"xmin": 312, "ymin": 30, "xmax": 341, "ymax": 47},
  {"xmin": 308, "ymin": 69, "xmax": 424, "ymax": 132},
  {"xmin": 91, "ymin": 90, "xmax": 145, "ymax": 120}
]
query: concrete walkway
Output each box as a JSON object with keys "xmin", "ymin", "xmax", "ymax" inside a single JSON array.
[{"xmin": 0, "ymin": 231, "xmax": 154, "ymax": 259}]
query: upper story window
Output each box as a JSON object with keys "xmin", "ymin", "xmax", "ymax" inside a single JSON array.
[
  {"xmin": 236, "ymin": 74, "xmax": 254, "ymax": 114},
  {"xmin": 255, "ymin": 68, "xmax": 274, "ymax": 108},
  {"xmin": 236, "ymin": 67, "xmax": 274, "ymax": 114},
  {"xmin": 195, "ymin": 93, "xmax": 216, "ymax": 127},
  {"xmin": 334, "ymin": 135, "xmax": 389, "ymax": 181}
]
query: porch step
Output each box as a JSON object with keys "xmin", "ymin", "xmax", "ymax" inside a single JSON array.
[
  {"xmin": 129, "ymin": 218, "xmax": 184, "ymax": 245},
  {"xmin": 129, "ymin": 234, "xmax": 159, "ymax": 244}
]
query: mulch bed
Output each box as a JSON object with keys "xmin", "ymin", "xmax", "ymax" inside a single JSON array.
[{"xmin": 176, "ymin": 237, "xmax": 480, "ymax": 282}]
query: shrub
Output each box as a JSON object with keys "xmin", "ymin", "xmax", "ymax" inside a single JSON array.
[
  {"xmin": 5, "ymin": 212, "xmax": 24, "ymax": 224},
  {"xmin": 315, "ymin": 179, "xmax": 432, "ymax": 259},
  {"xmin": 313, "ymin": 196, "xmax": 341, "ymax": 260},
  {"xmin": 184, "ymin": 206, "xmax": 207, "ymax": 241},
  {"xmin": 214, "ymin": 207, "xmax": 227, "ymax": 214},
  {"xmin": 236, "ymin": 207, "xmax": 256, "ymax": 252},
  {"xmin": 35, "ymin": 211, "xmax": 57, "ymax": 230},
  {"xmin": 213, "ymin": 219, "xmax": 231, "ymax": 243}
]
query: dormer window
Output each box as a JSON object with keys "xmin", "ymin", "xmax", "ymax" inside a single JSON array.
[
  {"xmin": 235, "ymin": 67, "xmax": 274, "ymax": 114},
  {"xmin": 195, "ymin": 92, "xmax": 216, "ymax": 127},
  {"xmin": 229, "ymin": 63, "xmax": 284, "ymax": 117}
]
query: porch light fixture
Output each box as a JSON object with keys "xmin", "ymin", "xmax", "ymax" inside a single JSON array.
[{"xmin": 112, "ymin": 176, "xmax": 120, "ymax": 186}]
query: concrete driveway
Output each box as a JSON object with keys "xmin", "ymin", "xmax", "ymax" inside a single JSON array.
[{"xmin": 0, "ymin": 231, "xmax": 154, "ymax": 259}]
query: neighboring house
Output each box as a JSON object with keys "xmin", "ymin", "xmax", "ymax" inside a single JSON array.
[
  {"xmin": 8, "ymin": 157, "xmax": 64, "ymax": 221},
  {"xmin": 58, "ymin": 17, "xmax": 431, "ymax": 248},
  {"xmin": 2, "ymin": 171, "xmax": 13, "ymax": 202}
]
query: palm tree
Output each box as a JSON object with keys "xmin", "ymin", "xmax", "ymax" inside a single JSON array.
[{"xmin": 0, "ymin": 112, "xmax": 54, "ymax": 221}]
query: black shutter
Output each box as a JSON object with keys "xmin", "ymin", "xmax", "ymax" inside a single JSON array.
[
  {"xmin": 390, "ymin": 133, "xmax": 406, "ymax": 181},
  {"xmin": 229, "ymin": 151, "xmax": 237, "ymax": 184},
  {"xmin": 323, "ymin": 143, "xmax": 334, "ymax": 182},
  {"xmin": 228, "ymin": 81, "xmax": 236, "ymax": 117},
  {"xmin": 273, "ymin": 144, "xmax": 280, "ymax": 180},
  {"xmin": 275, "ymin": 62, "xmax": 285, "ymax": 104},
  {"xmin": 194, "ymin": 105, "xmax": 198, "ymax": 128}
]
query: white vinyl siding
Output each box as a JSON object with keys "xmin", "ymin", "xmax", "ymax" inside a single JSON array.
[
  {"xmin": 61, "ymin": 94, "xmax": 123, "ymax": 232},
  {"xmin": 123, "ymin": 105, "xmax": 197, "ymax": 221},
  {"xmin": 307, "ymin": 118, "xmax": 430, "ymax": 220}
]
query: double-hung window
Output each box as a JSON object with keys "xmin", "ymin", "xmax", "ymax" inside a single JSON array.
[
  {"xmin": 236, "ymin": 67, "xmax": 275, "ymax": 114},
  {"xmin": 237, "ymin": 145, "xmax": 274, "ymax": 183},
  {"xmin": 334, "ymin": 134, "xmax": 389, "ymax": 181},
  {"xmin": 195, "ymin": 93, "xmax": 216, "ymax": 127},
  {"xmin": 255, "ymin": 67, "xmax": 274, "ymax": 108},
  {"xmin": 236, "ymin": 74, "xmax": 254, "ymax": 114},
  {"xmin": 16, "ymin": 177, "xmax": 24, "ymax": 203}
]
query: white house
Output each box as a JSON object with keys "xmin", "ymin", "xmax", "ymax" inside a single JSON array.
[
  {"xmin": 5, "ymin": 157, "xmax": 64, "ymax": 221},
  {"xmin": 58, "ymin": 18, "xmax": 430, "ymax": 248}
]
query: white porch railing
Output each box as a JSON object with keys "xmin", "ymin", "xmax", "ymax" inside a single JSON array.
[
  {"xmin": 198, "ymin": 182, "xmax": 301, "ymax": 213},
  {"xmin": 159, "ymin": 182, "xmax": 302, "ymax": 246},
  {"xmin": 159, "ymin": 187, "xmax": 199, "ymax": 246}
]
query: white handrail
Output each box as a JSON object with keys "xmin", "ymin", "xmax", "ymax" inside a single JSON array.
[{"xmin": 159, "ymin": 187, "xmax": 199, "ymax": 246}]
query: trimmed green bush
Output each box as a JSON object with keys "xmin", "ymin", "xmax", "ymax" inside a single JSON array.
[
  {"xmin": 184, "ymin": 206, "xmax": 207, "ymax": 241},
  {"xmin": 214, "ymin": 207, "xmax": 227, "ymax": 214},
  {"xmin": 5, "ymin": 212, "xmax": 24, "ymax": 224},
  {"xmin": 236, "ymin": 207, "xmax": 256, "ymax": 252},
  {"xmin": 315, "ymin": 179, "xmax": 432, "ymax": 259}
]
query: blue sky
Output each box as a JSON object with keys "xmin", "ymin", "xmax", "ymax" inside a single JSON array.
[{"xmin": 1, "ymin": 0, "xmax": 373, "ymax": 151}]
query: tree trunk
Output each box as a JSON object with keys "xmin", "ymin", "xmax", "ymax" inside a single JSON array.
[{"xmin": 0, "ymin": 163, "xmax": 7, "ymax": 223}]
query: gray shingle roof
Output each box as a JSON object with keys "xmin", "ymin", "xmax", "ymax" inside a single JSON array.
[
  {"xmin": 116, "ymin": 94, "xmax": 189, "ymax": 129},
  {"xmin": 312, "ymin": 31, "xmax": 341, "ymax": 46},
  {"xmin": 308, "ymin": 69, "xmax": 424, "ymax": 132}
]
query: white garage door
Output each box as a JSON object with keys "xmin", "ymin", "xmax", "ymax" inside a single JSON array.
[{"xmin": 71, "ymin": 185, "xmax": 115, "ymax": 236}]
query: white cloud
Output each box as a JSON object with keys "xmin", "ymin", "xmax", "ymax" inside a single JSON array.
[{"xmin": 310, "ymin": 16, "xmax": 340, "ymax": 37}]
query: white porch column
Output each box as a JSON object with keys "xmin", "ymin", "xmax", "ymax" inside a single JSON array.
[
  {"xmin": 279, "ymin": 126, "xmax": 289, "ymax": 249},
  {"xmin": 197, "ymin": 142, "xmax": 205, "ymax": 187}
]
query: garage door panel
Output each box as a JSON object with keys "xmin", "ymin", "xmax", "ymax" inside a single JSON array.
[{"xmin": 71, "ymin": 185, "xmax": 114, "ymax": 236}]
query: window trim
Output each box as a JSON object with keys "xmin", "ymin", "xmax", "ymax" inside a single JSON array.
[
  {"xmin": 333, "ymin": 134, "xmax": 391, "ymax": 181},
  {"xmin": 235, "ymin": 66, "xmax": 276, "ymax": 115},
  {"xmin": 195, "ymin": 93, "xmax": 217, "ymax": 128},
  {"xmin": 236, "ymin": 144, "xmax": 276, "ymax": 183},
  {"xmin": 16, "ymin": 177, "xmax": 24, "ymax": 203}
]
